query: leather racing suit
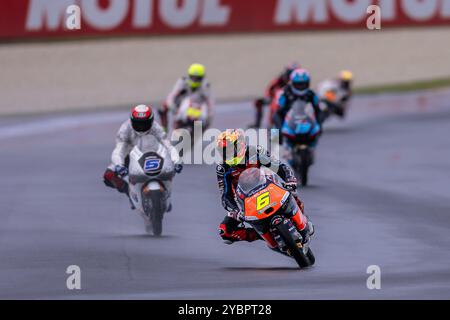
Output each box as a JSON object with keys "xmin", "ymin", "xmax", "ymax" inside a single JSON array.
[
  {"xmin": 216, "ymin": 145, "xmax": 310, "ymax": 248},
  {"xmin": 103, "ymin": 119, "xmax": 180, "ymax": 196},
  {"xmin": 317, "ymin": 79, "xmax": 353, "ymax": 117},
  {"xmin": 159, "ymin": 76, "xmax": 213, "ymax": 131}
]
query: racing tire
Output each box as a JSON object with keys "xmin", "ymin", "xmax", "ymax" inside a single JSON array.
[
  {"xmin": 300, "ymin": 162, "xmax": 309, "ymax": 187},
  {"xmin": 149, "ymin": 192, "xmax": 164, "ymax": 236},
  {"xmin": 299, "ymin": 149, "xmax": 310, "ymax": 187},
  {"xmin": 306, "ymin": 247, "xmax": 315, "ymax": 266},
  {"xmin": 276, "ymin": 221, "xmax": 311, "ymax": 268}
]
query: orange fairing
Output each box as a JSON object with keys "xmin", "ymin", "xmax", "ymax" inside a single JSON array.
[
  {"xmin": 244, "ymin": 183, "xmax": 290, "ymax": 221},
  {"xmin": 325, "ymin": 90, "xmax": 337, "ymax": 102}
]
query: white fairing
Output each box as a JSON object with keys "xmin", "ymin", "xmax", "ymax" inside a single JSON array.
[
  {"xmin": 127, "ymin": 142, "xmax": 174, "ymax": 214},
  {"xmin": 317, "ymin": 79, "xmax": 347, "ymax": 103},
  {"xmin": 175, "ymin": 93, "xmax": 209, "ymax": 123}
]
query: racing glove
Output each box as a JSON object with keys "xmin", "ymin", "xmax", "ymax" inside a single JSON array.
[
  {"xmin": 114, "ymin": 165, "xmax": 128, "ymax": 178},
  {"xmin": 227, "ymin": 210, "xmax": 244, "ymax": 222},
  {"xmin": 283, "ymin": 181, "xmax": 298, "ymax": 192},
  {"xmin": 175, "ymin": 163, "xmax": 183, "ymax": 174},
  {"xmin": 222, "ymin": 195, "xmax": 240, "ymax": 214}
]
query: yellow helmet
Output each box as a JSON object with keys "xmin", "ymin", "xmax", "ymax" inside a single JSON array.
[
  {"xmin": 188, "ymin": 63, "xmax": 206, "ymax": 89},
  {"xmin": 216, "ymin": 129, "xmax": 246, "ymax": 166},
  {"xmin": 340, "ymin": 70, "xmax": 353, "ymax": 81}
]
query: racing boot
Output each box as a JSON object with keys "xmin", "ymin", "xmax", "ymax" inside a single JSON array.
[
  {"xmin": 219, "ymin": 217, "xmax": 261, "ymax": 244},
  {"xmin": 127, "ymin": 194, "xmax": 136, "ymax": 210}
]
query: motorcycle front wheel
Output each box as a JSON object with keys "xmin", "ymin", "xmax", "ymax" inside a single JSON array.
[
  {"xmin": 147, "ymin": 191, "xmax": 165, "ymax": 236},
  {"xmin": 275, "ymin": 221, "xmax": 312, "ymax": 268}
]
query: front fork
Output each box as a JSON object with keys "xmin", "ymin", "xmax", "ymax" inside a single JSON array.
[
  {"xmin": 270, "ymin": 216, "xmax": 304, "ymax": 255},
  {"xmin": 256, "ymin": 207, "xmax": 309, "ymax": 251}
]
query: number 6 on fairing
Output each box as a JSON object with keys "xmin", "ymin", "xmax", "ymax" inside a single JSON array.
[{"xmin": 256, "ymin": 191, "xmax": 270, "ymax": 210}]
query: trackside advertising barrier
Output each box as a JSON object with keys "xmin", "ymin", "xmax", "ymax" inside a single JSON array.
[{"xmin": 1, "ymin": 0, "xmax": 450, "ymax": 40}]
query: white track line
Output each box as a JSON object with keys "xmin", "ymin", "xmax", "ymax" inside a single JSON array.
[{"xmin": 0, "ymin": 102, "xmax": 248, "ymax": 140}]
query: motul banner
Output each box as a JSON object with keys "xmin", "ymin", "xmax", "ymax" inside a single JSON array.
[{"xmin": 1, "ymin": 0, "xmax": 450, "ymax": 40}]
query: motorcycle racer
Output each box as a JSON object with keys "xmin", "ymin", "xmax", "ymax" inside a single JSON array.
[
  {"xmin": 317, "ymin": 70, "xmax": 354, "ymax": 118},
  {"xmin": 159, "ymin": 63, "xmax": 213, "ymax": 131},
  {"xmin": 215, "ymin": 129, "xmax": 314, "ymax": 247},
  {"xmin": 103, "ymin": 105, "xmax": 182, "ymax": 208},
  {"xmin": 251, "ymin": 62, "xmax": 299, "ymax": 128},
  {"xmin": 274, "ymin": 68, "xmax": 323, "ymax": 129}
]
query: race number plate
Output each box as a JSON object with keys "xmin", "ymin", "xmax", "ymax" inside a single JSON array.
[{"xmin": 139, "ymin": 152, "xmax": 164, "ymax": 176}]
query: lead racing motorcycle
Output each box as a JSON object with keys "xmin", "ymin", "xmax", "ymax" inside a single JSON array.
[
  {"xmin": 235, "ymin": 167, "xmax": 315, "ymax": 268},
  {"xmin": 125, "ymin": 139, "xmax": 178, "ymax": 236}
]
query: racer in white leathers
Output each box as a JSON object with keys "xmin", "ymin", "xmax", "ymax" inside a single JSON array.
[
  {"xmin": 103, "ymin": 105, "xmax": 182, "ymax": 208},
  {"xmin": 159, "ymin": 63, "xmax": 213, "ymax": 131},
  {"xmin": 317, "ymin": 70, "xmax": 353, "ymax": 118}
]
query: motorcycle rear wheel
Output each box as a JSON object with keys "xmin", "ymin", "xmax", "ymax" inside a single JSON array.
[{"xmin": 295, "ymin": 148, "xmax": 310, "ymax": 187}]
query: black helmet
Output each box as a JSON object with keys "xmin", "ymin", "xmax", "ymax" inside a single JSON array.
[{"xmin": 130, "ymin": 104, "xmax": 154, "ymax": 133}]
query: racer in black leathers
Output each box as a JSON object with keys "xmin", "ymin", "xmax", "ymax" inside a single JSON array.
[
  {"xmin": 215, "ymin": 129, "xmax": 312, "ymax": 247},
  {"xmin": 273, "ymin": 69, "xmax": 323, "ymax": 132}
]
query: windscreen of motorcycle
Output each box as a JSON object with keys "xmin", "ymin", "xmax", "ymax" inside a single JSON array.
[{"xmin": 237, "ymin": 168, "xmax": 267, "ymax": 196}]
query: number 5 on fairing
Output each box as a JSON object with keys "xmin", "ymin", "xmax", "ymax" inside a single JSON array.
[
  {"xmin": 256, "ymin": 191, "xmax": 270, "ymax": 211},
  {"xmin": 144, "ymin": 159, "xmax": 161, "ymax": 172}
]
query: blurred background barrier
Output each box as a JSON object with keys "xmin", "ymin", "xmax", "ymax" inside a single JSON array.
[
  {"xmin": 0, "ymin": 1, "xmax": 449, "ymax": 115},
  {"xmin": 1, "ymin": 0, "xmax": 450, "ymax": 39}
]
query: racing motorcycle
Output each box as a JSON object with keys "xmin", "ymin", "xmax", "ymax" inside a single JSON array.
[
  {"xmin": 174, "ymin": 92, "xmax": 210, "ymax": 135},
  {"xmin": 125, "ymin": 139, "xmax": 177, "ymax": 236},
  {"xmin": 281, "ymin": 113, "xmax": 320, "ymax": 187},
  {"xmin": 235, "ymin": 167, "xmax": 315, "ymax": 268},
  {"xmin": 318, "ymin": 83, "xmax": 348, "ymax": 122},
  {"xmin": 171, "ymin": 92, "xmax": 211, "ymax": 152}
]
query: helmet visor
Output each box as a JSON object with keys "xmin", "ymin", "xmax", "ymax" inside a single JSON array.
[
  {"xmin": 131, "ymin": 118, "xmax": 153, "ymax": 132},
  {"xmin": 341, "ymin": 80, "xmax": 351, "ymax": 90},
  {"xmin": 292, "ymin": 81, "xmax": 309, "ymax": 92},
  {"xmin": 189, "ymin": 75, "xmax": 204, "ymax": 84},
  {"xmin": 217, "ymin": 141, "xmax": 246, "ymax": 165}
]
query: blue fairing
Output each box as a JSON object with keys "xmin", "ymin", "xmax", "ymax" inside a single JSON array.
[
  {"xmin": 282, "ymin": 120, "xmax": 320, "ymax": 137},
  {"xmin": 281, "ymin": 122, "xmax": 295, "ymax": 136},
  {"xmin": 296, "ymin": 122, "xmax": 312, "ymax": 134},
  {"xmin": 311, "ymin": 123, "xmax": 320, "ymax": 135}
]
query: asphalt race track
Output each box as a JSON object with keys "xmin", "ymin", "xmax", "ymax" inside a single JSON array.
[{"xmin": 1, "ymin": 96, "xmax": 450, "ymax": 299}]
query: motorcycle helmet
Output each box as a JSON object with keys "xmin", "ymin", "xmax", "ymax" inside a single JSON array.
[
  {"xmin": 290, "ymin": 68, "xmax": 311, "ymax": 95},
  {"xmin": 216, "ymin": 129, "xmax": 247, "ymax": 166},
  {"xmin": 130, "ymin": 104, "xmax": 154, "ymax": 133},
  {"xmin": 339, "ymin": 70, "xmax": 353, "ymax": 90},
  {"xmin": 187, "ymin": 63, "xmax": 206, "ymax": 89}
]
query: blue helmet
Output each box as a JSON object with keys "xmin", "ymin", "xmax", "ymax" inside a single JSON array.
[{"xmin": 290, "ymin": 68, "xmax": 310, "ymax": 94}]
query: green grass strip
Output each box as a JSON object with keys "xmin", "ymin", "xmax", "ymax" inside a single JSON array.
[{"xmin": 355, "ymin": 77, "xmax": 450, "ymax": 95}]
